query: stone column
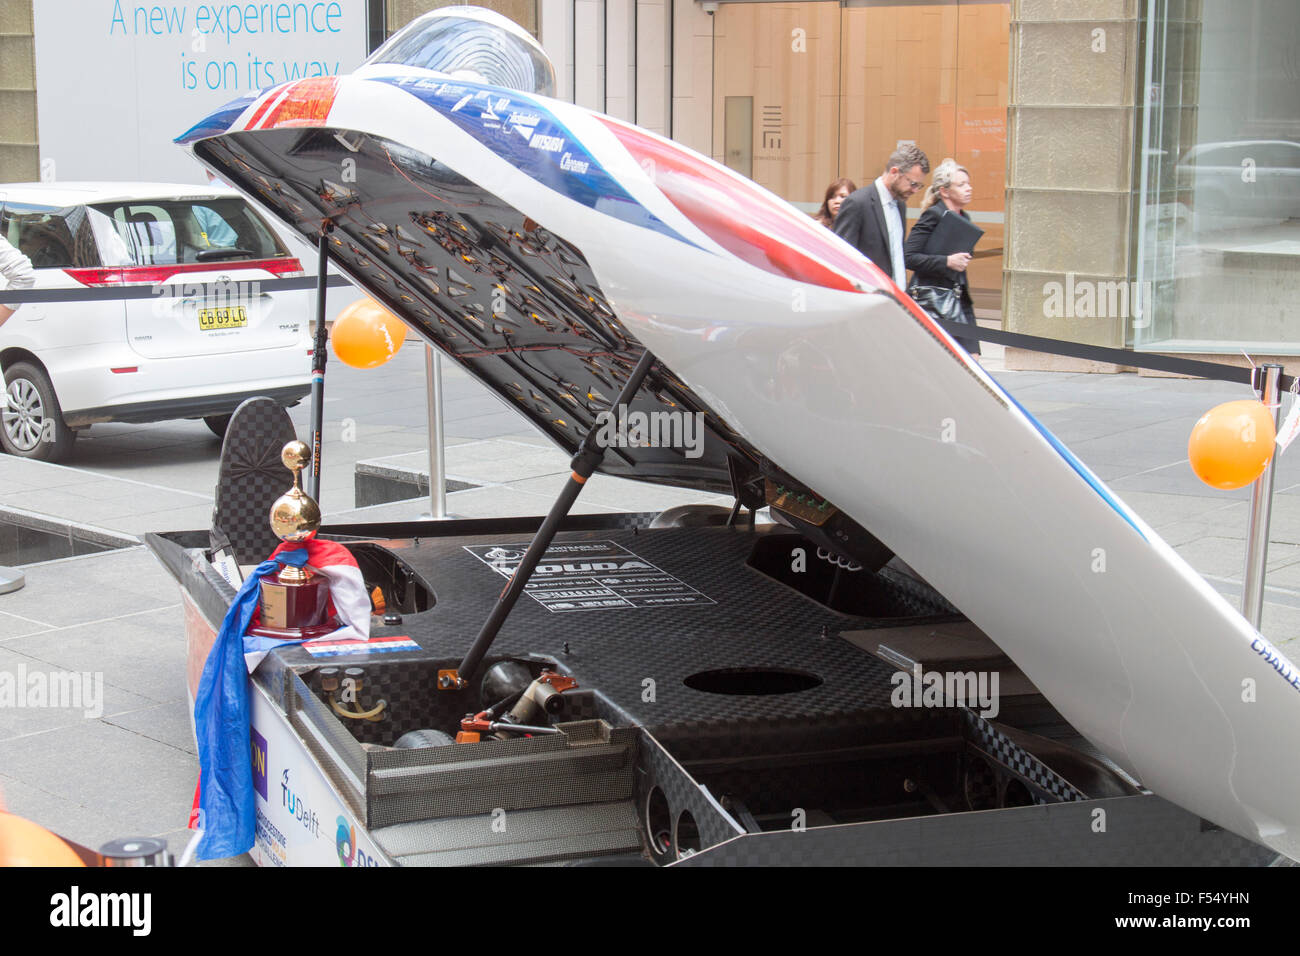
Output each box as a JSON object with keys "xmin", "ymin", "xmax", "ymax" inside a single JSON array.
[
  {"xmin": 0, "ymin": 0, "xmax": 37, "ymax": 183},
  {"xmin": 1004, "ymin": 0, "xmax": 1140, "ymax": 371}
]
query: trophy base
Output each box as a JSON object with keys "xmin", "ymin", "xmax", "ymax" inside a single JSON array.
[{"xmin": 247, "ymin": 620, "xmax": 340, "ymax": 641}]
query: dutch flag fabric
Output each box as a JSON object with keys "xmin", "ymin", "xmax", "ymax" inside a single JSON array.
[{"xmin": 192, "ymin": 539, "xmax": 369, "ymax": 861}]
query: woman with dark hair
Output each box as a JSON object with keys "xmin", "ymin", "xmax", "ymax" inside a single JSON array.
[
  {"xmin": 903, "ymin": 159, "xmax": 980, "ymax": 357},
  {"xmin": 812, "ymin": 178, "xmax": 857, "ymax": 228}
]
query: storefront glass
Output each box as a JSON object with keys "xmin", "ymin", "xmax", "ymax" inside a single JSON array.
[
  {"xmin": 712, "ymin": 0, "xmax": 1008, "ymax": 311},
  {"xmin": 1136, "ymin": 0, "xmax": 1300, "ymax": 352}
]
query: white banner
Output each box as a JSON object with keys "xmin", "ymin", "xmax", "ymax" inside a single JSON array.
[{"xmin": 33, "ymin": 0, "xmax": 369, "ymax": 184}]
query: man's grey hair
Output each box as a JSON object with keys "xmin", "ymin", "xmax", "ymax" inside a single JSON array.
[{"xmin": 885, "ymin": 144, "xmax": 930, "ymax": 176}]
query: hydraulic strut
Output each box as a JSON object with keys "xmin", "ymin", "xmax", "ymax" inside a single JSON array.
[{"xmin": 439, "ymin": 350, "xmax": 658, "ymax": 690}]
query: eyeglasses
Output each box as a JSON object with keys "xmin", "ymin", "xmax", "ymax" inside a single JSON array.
[{"xmin": 903, "ymin": 176, "xmax": 924, "ymax": 190}]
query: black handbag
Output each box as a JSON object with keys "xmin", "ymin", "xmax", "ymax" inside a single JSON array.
[{"xmin": 906, "ymin": 280, "xmax": 964, "ymax": 325}]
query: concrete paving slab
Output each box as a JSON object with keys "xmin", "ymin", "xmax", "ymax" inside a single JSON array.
[
  {"xmin": 0, "ymin": 720, "xmax": 198, "ymax": 843},
  {"xmin": 4, "ymin": 606, "xmax": 187, "ymax": 706},
  {"xmin": 103, "ymin": 699, "xmax": 197, "ymax": 757},
  {"xmin": 0, "ymin": 548, "xmax": 179, "ymax": 629},
  {"xmin": 0, "ymin": 644, "xmax": 155, "ymax": 739},
  {"xmin": 0, "ymin": 772, "xmax": 163, "ymax": 853}
]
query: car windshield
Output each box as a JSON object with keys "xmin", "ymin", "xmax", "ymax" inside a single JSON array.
[{"xmin": 89, "ymin": 198, "xmax": 290, "ymax": 266}]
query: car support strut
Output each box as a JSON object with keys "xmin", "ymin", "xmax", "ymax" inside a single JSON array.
[{"xmin": 438, "ymin": 349, "xmax": 658, "ymax": 690}]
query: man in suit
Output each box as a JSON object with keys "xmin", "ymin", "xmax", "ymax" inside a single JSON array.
[{"xmin": 833, "ymin": 144, "xmax": 930, "ymax": 290}]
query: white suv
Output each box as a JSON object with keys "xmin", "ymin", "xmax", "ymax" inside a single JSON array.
[{"xmin": 0, "ymin": 182, "xmax": 315, "ymax": 462}]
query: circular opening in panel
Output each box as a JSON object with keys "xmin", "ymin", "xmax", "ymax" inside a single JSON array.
[
  {"xmin": 674, "ymin": 809, "xmax": 701, "ymax": 861},
  {"xmin": 1002, "ymin": 779, "xmax": 1034, "ymax": 808},
  {"xmin": 963, "ymin": 757, "xmax": 999, "ymax": 811},
  {"xmin": 644, "ymin": 787, "xmax": 672, "ymax": 859},
  {"xmin": 682, "ymin": 667, "xmax": 822, "ymax": 696}
]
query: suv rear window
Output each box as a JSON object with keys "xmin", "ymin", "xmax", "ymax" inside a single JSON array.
[
  {"xmin": 90, "ymin": 198, "xmax": 290, "ymax": 267},
  {"xmin": 0, "ymin": 203, "xmax": 100, "ymax": 269}
]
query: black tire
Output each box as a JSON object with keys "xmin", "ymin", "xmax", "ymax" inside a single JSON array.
[
  {"xmin": 204, "ymin": 414, "xmax": 233, "ymax": 438},
  {"xmin": 0, "ymin": 361, "xmax": 75, "ymax": 463}
]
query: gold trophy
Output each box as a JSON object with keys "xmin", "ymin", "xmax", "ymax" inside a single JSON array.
[{"xmin": 247, "ymin": 441, "xmax": 339, "ymax": 640}]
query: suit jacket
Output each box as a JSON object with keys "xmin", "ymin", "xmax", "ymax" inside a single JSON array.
[
  {"xmin": 903, "ymin": 202, "xmax": 973, "ymax": 307},
  {"xmin": 832, "ymin": 180, "xmax": 907, "ymax": 281},
  {"xmin": 903, "ymin": 202, "xmax": 980, "ymax": 355}
]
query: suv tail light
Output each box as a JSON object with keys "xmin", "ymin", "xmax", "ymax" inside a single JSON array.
[{"xmin": 65, "ymin": 258, "xmax": 306, "ymax": 286}]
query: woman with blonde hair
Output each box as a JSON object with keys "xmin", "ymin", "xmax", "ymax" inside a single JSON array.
[
  {"xmin": 903, "ymin": 159, "xmax": 981, "ymax": 356},
  {"xmin": 812, "ymin": 177, "xmax": 857, "ymax": 228}
]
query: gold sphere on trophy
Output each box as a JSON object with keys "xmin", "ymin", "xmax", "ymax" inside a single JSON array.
[
  {"xmin": 249, "ymin": 440, "xmax": 337, "ymax": 640},
  {"xmin": 269, "ymin": 440, "xmax": 321, "ymax": 543}
]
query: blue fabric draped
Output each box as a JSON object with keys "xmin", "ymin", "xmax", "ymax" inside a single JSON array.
[{"xmin": 193, "ymin": 547, "xmax": 309, "ymax": 861}]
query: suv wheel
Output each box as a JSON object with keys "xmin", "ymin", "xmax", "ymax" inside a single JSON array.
[{"xmin": 1, "ymin": 362, "xmax": 76, "ymax": 463}]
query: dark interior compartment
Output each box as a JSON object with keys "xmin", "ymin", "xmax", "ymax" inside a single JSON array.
[
  {"xmin": 299, "ymin": 654, "xmax": 621, "ymax": 748},
  {"xmin": 348, "ymin": 542, "xmax": 436, "ymax": 615},
  {"xmin": 747, "ymin": 532, "xmax": 960, "ymax": 619}
]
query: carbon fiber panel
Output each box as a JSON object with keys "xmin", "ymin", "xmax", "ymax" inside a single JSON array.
[
  {"xmin": 634, "ymin": 728, "xmax": 744, "ymax": 865},
  {"xmin": 372, "ymin": 801, "xmax": 640, "ymax": 867},
  {"xmin": 962, "ymin": 710, "xmax": 1086, "ymax": 803},
  {"xmin": 365, "ymin": 724, "xmax": 637, "ymax": 828},
  {"xmin": 268, "ymin": 525, "xmax": 955, "ymax": 735},
  {"xmin": 674, "ymin": 794, "xmax": 1283, "ymax": 867}
]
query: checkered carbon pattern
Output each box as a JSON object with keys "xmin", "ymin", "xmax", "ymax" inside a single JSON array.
[
  {"xmin": 672, "ymin": 794, "xmax": 1282, "ymax": 866},
  {"xmin": 302, "ymin": 659, "xmax": 475, "ymax": 749},
  {"xmin": 365, "ymin": 723, "xmax": 638, "ymax": 829},
  {"xmin": 372, "ymin": 801, "xmax": 641, "ymax": 866},
  {"xmin": 267, "ymin": 525, "xmax": 955, "ymax": 733},
  {"xmin": 247, "ymin": 525, "xmax": 1246, "ymax": 861},
  {"xmin": 962, "ymin": 710, "xmax": 1086, "ymax": 804},
  {"xmin": 634, "ymin": 728, "xmax": 744, "ymax": 865},
  {"xmin": 212, "ymin": 397, "xmax": 298, "ymax": 565},
  {"xmin": 292, "ymin": 657, "xmax": 619, "ymax": 749},
  {"xmin": 284, "ymin": 672, "xmax": 369, "ymax": 817}
]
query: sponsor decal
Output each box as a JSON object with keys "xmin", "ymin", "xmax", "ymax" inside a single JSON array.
[
  {"xmin": 335, "ymin": 816, "xmax": 382, "ymax": 867},
  {"xmin": 379, "ymin": 75, "xmax": 700, "ymax": 249},
  {"xmin": 251, "ymin": 727, "xmax": 268, "ymax": 800},
  {"xmin": 255, "ymin": 807, "xmax": 287, "ymax": 867},
  {"xmin": 1250, "ymin": 635, "xmax": 1300, "ymax": 692},
  {"xmin": 529, "ymin": 132, "xmax": 563, "ymax": 152},
  {"xmin": 465, "ymin": 541, "xmax": 715, "ymax": 613},
  {"xmin": 559, "ymin": 151, "xmax": 590, "ymax": 174},
  {"xmin": 280, "ymin": 769, "xmax": 321, "ymax": 840},
  {"xmin": 303, "ymin": 635, "xmax": 421, "ymax": 657}
]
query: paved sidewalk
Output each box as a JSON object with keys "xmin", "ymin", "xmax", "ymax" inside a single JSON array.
[{"xmin": 0, "ymin": 339, "xmax": 1297, "ymax": 862}]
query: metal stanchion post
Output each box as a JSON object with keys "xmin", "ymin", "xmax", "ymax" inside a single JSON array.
[
  {"xmin": 1242, "ymin": 363, "xmax": 1283, "ymax": 629},
  {"xmin": 307, "ymin": 229, "xmax": 332, "ymax": 503},
  {"xmin": 424, "ymin": 345, "xmax": 446, "ymax": 520}
]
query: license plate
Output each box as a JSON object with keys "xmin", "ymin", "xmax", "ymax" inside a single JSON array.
[{"xmin": 198, "ymin": 306, "xmax": 247, "ymax": 331}]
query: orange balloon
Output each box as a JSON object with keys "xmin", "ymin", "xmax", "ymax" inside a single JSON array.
[
  {"xmin": 331, "ymin": 298, "xmax": 408, "ymax": 369},
  {"xmin": 1188, "ymin": 399, "xmax": 1276, "ymax": 490},
  {"xmin": 0, "ymin": 812, "xmax": 85, "ymax": 867}
]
